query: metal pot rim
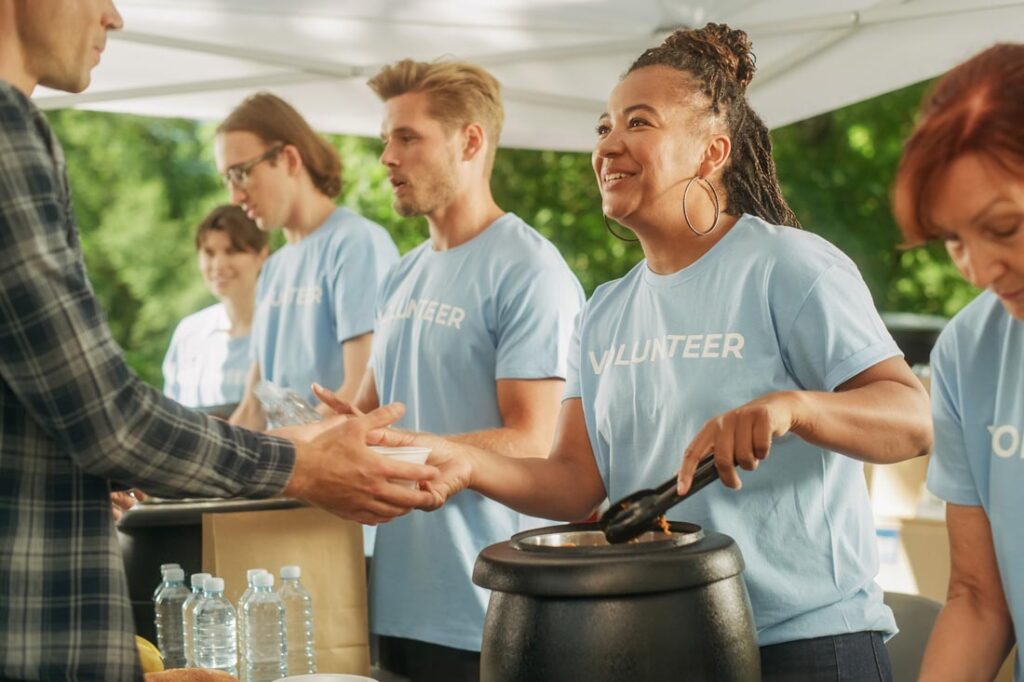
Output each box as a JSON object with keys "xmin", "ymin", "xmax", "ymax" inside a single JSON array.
[{"xmin": 511, "ymin": 521, "xmax": 704, "ymax": 556}]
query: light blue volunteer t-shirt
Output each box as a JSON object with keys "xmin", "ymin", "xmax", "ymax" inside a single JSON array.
[
  {"xmin": 162, "ymin": 303, "xmax": 250, "ymax": 408},
  {"xmin": 370, "ymin": 213, "xmax": 584, "ymax": 651},
  {"xmin": 566, "ymin": 214, "xmax": 900, "ymax": 647},
  {"xmin": 252, "ymin": 207, "xmax": 398, "ymax": 403},
  {"xmin": 927, "ymin": 291, "xmax": 1024, "ymax": 681}
]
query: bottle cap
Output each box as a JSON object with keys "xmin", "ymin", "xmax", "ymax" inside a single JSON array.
[
  {"xmin": 190, "ymin": 572, "xmax": 211, "ymax": 589},
  {"xmin": 160, "ymin": 563, "xmax": 181, "ymax": 574},
  {"xmin": 247, "ymin": 568, "xmax": 269, "ymax": 583},
  {"xmin": 254, "ymin": 573, "xmax": 274, "ymax": 588},
  {"xmin": 165, "ymin": 568, "xmax": 185, "ymax": 582},
  {"xmin": 205, "ymin": 577, "xmax": 224, "ymax": 592},
  {"xmin": 280, "ymin": 565, "xmax": 301, "ymax": 579}
]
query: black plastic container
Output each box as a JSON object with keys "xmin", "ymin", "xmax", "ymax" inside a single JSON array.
[{"xmin": 473, "ymin": 522, "xmax": 760, "ymax": 682}]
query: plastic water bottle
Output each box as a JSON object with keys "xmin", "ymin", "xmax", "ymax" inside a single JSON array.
[
  {"xmin": 243, "ymin": 573, "xmax": 287, "ymax": 682},
  {"xmin": 194, "ymin": 577, "xmax": 237, "ymax": 675},
  {"xmin": 152, "ymin": 563, "xmax": 181, "ymax": 601},
  {"xmin": 181, "ymin": 572, "xmax": 211, "ymax": 668},
  {"xmin": 254, "ymin": 381, "xmax": 322, "ymax": 428},
  {"xmin": 237, "ymin": 568, "xmax": 269, "ymax": 681},
  {"xmin": 153, "ymin": 567, "xmax": 190, "ymax": 668},
  {"xmin": 279, "ymin": 565, "xmax": 317, "ymax": 674}
]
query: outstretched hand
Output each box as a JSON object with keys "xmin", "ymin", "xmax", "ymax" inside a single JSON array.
[
  {"xmin": 363, "ymin": 428, "xmax": 471, "ymax": 511},
  {"xmin": 282, "ymin": 403, "xmax": 440, "ymax": 524}
]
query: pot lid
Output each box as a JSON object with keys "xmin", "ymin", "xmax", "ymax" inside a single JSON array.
[{"xmin": 473, "ymin": 522, "xmax": 745, "ymax": 597}]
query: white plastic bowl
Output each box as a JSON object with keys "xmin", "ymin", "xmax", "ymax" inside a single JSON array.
[{"xmin": 369, "ymin": 445, "xmax": 431, "ymax": 488}]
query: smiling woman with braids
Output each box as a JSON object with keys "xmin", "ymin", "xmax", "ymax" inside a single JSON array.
[{"xmin": 367, "ymin": 24, "xmax": 931, "ymax": 679}]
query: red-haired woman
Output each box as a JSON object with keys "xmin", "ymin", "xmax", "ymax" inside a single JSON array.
[{"xmin": 892, "ymin": 43, "xmax": 1024, "ymax": 680}]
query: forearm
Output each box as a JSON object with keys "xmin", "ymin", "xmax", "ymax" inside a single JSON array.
[
  {"xmin": 0, "ymin": 245, "xmax": 286, "ymax": 496},
  {"xmin": 331, "ymin": 375, "xmax": 362, "ymax": 405},
  {"xmin": 54, "ymin": 375, "xmax": 293, "ymax": 499},
  {"xmin": 476, "ymin": 445, "xmax": 602, "ymax": 519},
  {"xmin": 450, "ymin": 425, "xmax": 550, "ymax": 460},
  {"xmin": 337, "ymin": 333, "xmax": 372, "ymax": 405},
  {"xmin": 919, "ymin": 594, "xmax": 1014, "ymax": 681},
  {"xmin": 788, "ymin": 380, "xmax": 931, "ymax": 464},
  {"xmin": 441, "ymin": 437, "xmax": 603, "ymax": 520}
]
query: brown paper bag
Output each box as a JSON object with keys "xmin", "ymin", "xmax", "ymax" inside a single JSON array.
[{"xmin": 202, "ymin": 506, "xmax": 370, "ymax": 675}]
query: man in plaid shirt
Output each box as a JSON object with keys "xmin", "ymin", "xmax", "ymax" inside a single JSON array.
[{"xmin": 0, "ymin": 3, "xmax": 438, "ymax": 679}]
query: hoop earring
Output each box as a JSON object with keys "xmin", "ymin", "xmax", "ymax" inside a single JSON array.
[
  {"xmin": 603, "ymin": 214, "xmax": 639, "ymax": 242},
  {"xmin": 682, "ymin": 176, "xmax": 721, "ymax": 236}
]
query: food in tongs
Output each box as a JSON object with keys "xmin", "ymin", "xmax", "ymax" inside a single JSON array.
[{"xmin": 599, "ymin": 455, "xmax": 719, "ymax": 544}]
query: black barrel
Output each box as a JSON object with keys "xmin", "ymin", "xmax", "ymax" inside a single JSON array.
[{"xmin": 473, "ymin": 522, "xmax": 760, "ymax": 682}]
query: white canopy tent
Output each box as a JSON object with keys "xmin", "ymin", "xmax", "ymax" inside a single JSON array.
[{"xmin": 35, "ymin": 0, "xmax": 1024, "ymax": 151}]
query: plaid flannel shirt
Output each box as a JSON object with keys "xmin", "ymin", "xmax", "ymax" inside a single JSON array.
[{"xmin": 0, "ymin": 82, "xmax": 296, "ymax": 681}]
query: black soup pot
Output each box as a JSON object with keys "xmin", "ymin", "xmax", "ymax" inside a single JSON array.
[{"xmin": 473, "ymin": 521, "xmax": 760, "ymax": 682}]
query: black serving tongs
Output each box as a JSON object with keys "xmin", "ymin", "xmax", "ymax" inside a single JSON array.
[{"xmin": 599, "ymin": 455, "xmax": 719, "ymax": 544}]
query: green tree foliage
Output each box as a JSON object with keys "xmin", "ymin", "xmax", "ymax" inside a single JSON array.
[
  {"xmin": 50, "ymin": 110, "xmax": 225, "ymax": 386},
  {"xmin": 47, "ymin": 80, "xmax": 977, "ymax": 388},
  {"xmin": 772, "ymin": 82, "xmax": 978, "ymax": 317}
]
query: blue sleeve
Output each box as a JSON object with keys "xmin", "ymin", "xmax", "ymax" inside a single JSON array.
[
  {"xmin": 332, "ymin": 226, "xmax": 398, "ymax": 344},
  {"xmin": 494, "ymin": 258, "xmax": 584, "ymax": 381},
  {"xmin": 926, "ymin": 330, "xmax": 982, "ymax": 506},
  {"xmin": 563, "ymin": 310, "xmax": 584, "ymax": 400},
  {"xmin": 777, "ymin": 259, "xmax": 901, "ymax": 392}
]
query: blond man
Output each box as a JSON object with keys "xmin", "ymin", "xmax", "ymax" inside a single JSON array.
[{"xmin": 339, "ymin": 60, "xmax": 584, "ymax": 680}]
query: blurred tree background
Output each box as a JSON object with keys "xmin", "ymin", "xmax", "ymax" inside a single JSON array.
[{"xmin": 48, "ymin": 79, "xmax": 976, "ymax": 388}]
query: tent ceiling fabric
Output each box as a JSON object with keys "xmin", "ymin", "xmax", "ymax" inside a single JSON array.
[{"xmin": 34, "ymin": 0, "xmax": 1024, "ymax": 151}]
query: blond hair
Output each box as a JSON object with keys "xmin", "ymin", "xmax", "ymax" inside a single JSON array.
[
  {"xmin": 217, "ymin": 92, "xmax": 342, "ymax": 198},
  {"xmin": 368, "ymin": 59, "xmax": 504, "ymax": 172}
]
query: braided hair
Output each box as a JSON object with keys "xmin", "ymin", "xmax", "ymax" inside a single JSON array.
[{"xmin": 629, "ymin": 23, "xmax": 800, "ymax": 228}]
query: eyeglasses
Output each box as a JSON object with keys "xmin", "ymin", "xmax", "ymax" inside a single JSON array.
[{"xmin": 221, "ymin": 144, "xmax": 284, "ymax": 188}]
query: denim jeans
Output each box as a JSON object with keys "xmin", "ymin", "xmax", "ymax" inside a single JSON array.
[{"xmin": 760, "ymin": 631, "xmax": 893, "ymax": 681}]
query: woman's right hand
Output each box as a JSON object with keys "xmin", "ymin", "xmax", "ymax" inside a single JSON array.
[{"xmin": 419, "ymin": 449, "xmax": 473, "ymax": 511}]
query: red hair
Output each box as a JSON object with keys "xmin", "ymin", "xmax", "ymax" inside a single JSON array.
[{"xmin": 893, "ymin": 43, "xmax": 1024, "ymax": 244}]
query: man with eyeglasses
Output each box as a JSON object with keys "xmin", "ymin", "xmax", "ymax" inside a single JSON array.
[
  {"xmin": 223, "ymin": 142, "xmax": 285, "ymax": 188},
  {"xmin": 216, "ymin": 93, "xmax": 401, "ymax": 434},
  {"xmin": 0, "ymin": 4, "xmax": 437, "ymax": 680}
]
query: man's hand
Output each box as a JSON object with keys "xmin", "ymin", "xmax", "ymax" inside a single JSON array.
[
  {"xmin": 312, "ymin": 382, "xmax": 363, "ymax": 417},
  {"xmin": 282, "ymin": 403, "xmax": 440, "ymax": 524},
  {"xmin": 111, "ymin": 489, "xmax": 146, "ymax": 522}
]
